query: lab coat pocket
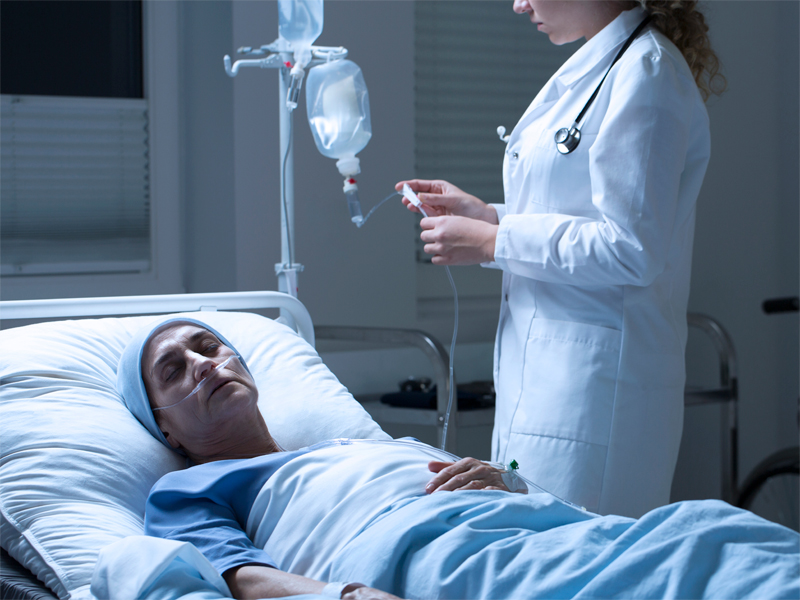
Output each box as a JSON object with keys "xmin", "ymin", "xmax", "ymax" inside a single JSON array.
[{"xmin": 512, "ymin": 318, "xmax": 621, "ymax": 447}]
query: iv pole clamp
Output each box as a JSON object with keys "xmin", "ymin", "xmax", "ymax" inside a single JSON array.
[{"xmin": 224, "ymin": 41, "xmax": 348, "ymax": 78}]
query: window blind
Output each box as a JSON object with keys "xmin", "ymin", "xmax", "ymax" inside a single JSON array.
[
  {"xmin": 1, "ymin": 95, "xmax": 150, "ymax": 275},
  {"xmin": 414, "ymin": 1, "xmax": 576, "ymax": 263}
]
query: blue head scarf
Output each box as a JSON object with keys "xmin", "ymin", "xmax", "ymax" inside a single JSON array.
[{"xmin": 116, "ymin": 316, "xmax": 250, "ymax": 450}]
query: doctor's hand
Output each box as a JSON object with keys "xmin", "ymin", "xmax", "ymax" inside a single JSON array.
[
  {"xmin": 395, "ymin": 179, "xmax": 498, "ymax": 224},
  {"xmin": 426, "ymin": 457, "xmax": 510, "ymax": 493},
  {"xmin": 420, "ymin": 215, "xmax": 498, "ymax": 265}
]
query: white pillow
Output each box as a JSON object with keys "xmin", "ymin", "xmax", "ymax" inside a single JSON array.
[{"xmin": 0, "ymin": 311, "xmax": 388, "ymax": 600}]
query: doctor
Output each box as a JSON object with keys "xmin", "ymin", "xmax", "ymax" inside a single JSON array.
[{"xmin": 397, "ymin": 0, "xmax": 724, "ymax": 518}]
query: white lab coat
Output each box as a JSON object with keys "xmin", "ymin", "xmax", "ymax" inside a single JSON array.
[{"xmin": 486, "ymin": 8, "xmax": 710, "ymax": 518}]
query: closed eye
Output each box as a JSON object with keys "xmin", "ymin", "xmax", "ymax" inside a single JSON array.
[{"xmin": 163, "ymin": 364, "xmax": 182, "ymax": 383}]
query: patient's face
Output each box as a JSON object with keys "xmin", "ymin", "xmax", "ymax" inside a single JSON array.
[{"xmin": 142, "ymin": 323, "xmax": 260, "ymax": 456}]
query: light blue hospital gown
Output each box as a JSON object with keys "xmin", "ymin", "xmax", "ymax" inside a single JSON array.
[{"xmin": 144, "ymin": 440, "xmax": 800, "ymax": 600}]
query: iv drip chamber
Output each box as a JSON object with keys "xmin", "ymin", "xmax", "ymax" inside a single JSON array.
[
  {"xmin": 343, "ymin": 177, "xmax": 364, "ymax": 226},
  {"xmin": 278, "ymin": 0, "xmax": 324, "ymax": 110}
]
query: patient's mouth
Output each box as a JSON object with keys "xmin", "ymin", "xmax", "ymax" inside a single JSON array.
[{"xmin": 206, "ymin": 378, "xmax": 233, "ymax": 401}]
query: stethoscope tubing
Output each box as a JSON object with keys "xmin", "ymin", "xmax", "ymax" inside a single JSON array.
[{"xmin": 555, "ymin": 14, "xmax": 653, "ymax": 155}]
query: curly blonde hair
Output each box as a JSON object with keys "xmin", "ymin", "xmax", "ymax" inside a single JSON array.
[{"xmin": 635, "ymin": 0, "xmax": 726, "ymax": 100}]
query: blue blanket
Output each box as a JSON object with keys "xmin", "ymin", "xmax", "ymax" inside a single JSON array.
[
  {"xmin": 93, "ymin": 441, "xmax": 799, "ymax": 599},
  {"xmin": 328, "ymin": 491, "xmax": 798, "ymax": 599}
]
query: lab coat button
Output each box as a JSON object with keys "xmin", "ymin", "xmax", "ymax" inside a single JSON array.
[{"xmin": 512, "ymin": 152, "xmax": 519, "ymax": 159}]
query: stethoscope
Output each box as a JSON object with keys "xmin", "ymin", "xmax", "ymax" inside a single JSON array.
[{"xmin": 554, "ymin": 15, "xmax": 653, "ymax": 155}]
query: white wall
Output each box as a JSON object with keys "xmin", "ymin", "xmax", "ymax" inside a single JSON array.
[{"xmin": 180, "ymin": 1, "xmax": 237, "ymax": 293}]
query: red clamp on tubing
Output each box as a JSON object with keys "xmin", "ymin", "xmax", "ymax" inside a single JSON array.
[{"xmin": 285, "ymin": 61, "xmax": 293, "ymax": 68}]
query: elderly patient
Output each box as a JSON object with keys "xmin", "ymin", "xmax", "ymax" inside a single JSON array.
[{"xmin": 118, "ymin": 317, "xmax": 799, "ymax": 600}]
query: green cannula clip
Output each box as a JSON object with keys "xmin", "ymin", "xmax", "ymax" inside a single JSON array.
[{"xmin": 509, "ymin": 459, "xmax": 519, "ymax": 471}]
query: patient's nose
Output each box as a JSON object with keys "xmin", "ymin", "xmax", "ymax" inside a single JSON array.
[{"xmin": 188, "ymin": 352, "xmax": 216, "ymax": 382}]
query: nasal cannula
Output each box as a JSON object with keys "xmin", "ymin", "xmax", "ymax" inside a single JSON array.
[{"xmin": 153, "ymin": 355, "xmax": 239, "ymax": 412}]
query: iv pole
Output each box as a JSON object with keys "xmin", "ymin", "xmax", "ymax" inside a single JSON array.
[{"xmin": 224, "ymin": 40, "xmax": 347, "ymax": 324}]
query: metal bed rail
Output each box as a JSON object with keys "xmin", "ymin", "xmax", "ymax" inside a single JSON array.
[
  {"xmin": 0, "ymin": 291, "xmax": 315, "ymax": 346},
  {"xmin": 314, "ymin": 325, "xmax": 489, "ymax": 454},
  {"xmin": 685, "ymin": 312, "xmax": 739, "ymax": 504}
]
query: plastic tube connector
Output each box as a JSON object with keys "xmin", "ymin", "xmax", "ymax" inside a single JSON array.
[
  {"xmin": 402, "ymin": 183, "xmax": 428, "ymax": 218},
  {"xmin": 336, "ymin": 156, "xmax": 361, "ymax": 178}
]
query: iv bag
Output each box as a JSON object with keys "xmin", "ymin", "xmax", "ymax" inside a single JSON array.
[
  {"xmin": 278, "ymin": 0, "xmax": 323, "ymax": 66},
  {"xmin": 306, "ymin": 59, "xmax": 372, "ymax": 163}
]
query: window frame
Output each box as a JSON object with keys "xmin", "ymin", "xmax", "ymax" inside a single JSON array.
[{"xmin": 1, "ymin": 0, "xmax": 183, "ymax": 300}]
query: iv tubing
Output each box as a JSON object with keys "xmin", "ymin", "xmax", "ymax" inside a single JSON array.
[
  {"xmin": 355, "ymin": 187, "xmax": 458, "ymax": 451},
  {"xmin": 359, "ymin": 191, "xmax": 403, "ymax": 227},
  {"xmin": 408, "ymin": 197, "xmax": 457, "ymax": 452},
  {"xmin": 441, "ymin": 263, "xmax": 458, "ymax": 451},
  {"xmin": 281, "ymin": 112, "xmax": 295, "ymax": 268}
]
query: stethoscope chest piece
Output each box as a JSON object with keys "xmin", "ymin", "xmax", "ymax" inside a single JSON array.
[{"xmin": 555, "ymin": 126, "xmax": 581, "ymax": 155}]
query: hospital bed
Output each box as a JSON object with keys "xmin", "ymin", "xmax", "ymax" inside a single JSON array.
[{"xmin": 0, "ymin": 293, "xmax": 768, "ymax": 600}]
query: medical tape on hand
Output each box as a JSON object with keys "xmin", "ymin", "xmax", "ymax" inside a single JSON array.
[
  {"xmin": 152, "ymin": 355, "xmax": 236, "ymax": 412},
  {"xmin": 486, "ymin": 460, "xmax": 527, "ymax": 493},
  {"xmin": 501, "ymin": 470, "xmax": 528, "ymax": 493}
]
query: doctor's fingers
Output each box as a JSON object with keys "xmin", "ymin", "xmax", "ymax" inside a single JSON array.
[
  {"xmin": 423, "ymin": 243, "xmax": 488, "ymax": 267},
  {"xmin": 395, "ymin": 178, "xmax": 455, "ymax": 195},
  {"xmin": 397, "ymin": 179, "xmax": 475, "ymax": 217},
  {"xmin": 420, "ymin": 218, "xmax": 498, "ymax": 264},
  {"xmin": 401, "ymin": 197, "xmax": 447, "ymax": 218}
]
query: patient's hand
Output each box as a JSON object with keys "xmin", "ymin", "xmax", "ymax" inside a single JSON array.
[
  {"xmin": 224, "ymin": 566, "xmax": 403, "ymax": 599},
  {"xmin": 425, "ymin": 457, "xmax": 510, "ymax": 493},
  {"xmin": 343, "ymin": 586, "xmax": 402, "ymax": 600}
]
